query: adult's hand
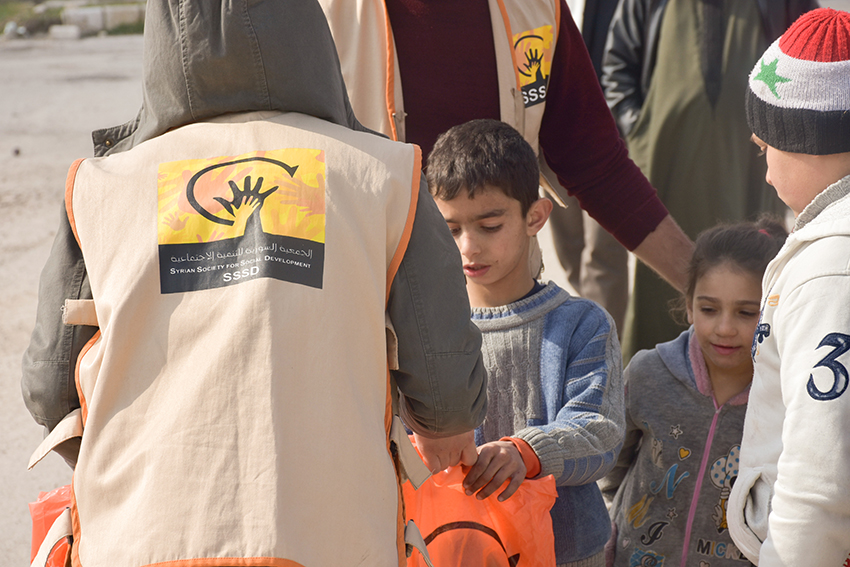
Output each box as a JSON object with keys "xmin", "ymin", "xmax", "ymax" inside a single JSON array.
[{"xmin": 413, "ymin": 430, "xmax": 478, "ymax": 474}]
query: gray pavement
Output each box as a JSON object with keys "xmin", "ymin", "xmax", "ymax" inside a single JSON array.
[{"xmin": 0, "ymin": 34, "xmax": 143, "ymax": 565}]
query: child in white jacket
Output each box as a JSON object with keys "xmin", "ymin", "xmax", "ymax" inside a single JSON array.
[{"xmin": 728, "ymin": 8, "xmax": 850, "ymax": 567}]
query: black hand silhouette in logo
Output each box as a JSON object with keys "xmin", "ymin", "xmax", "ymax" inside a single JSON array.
[
  {"xmin": 214, "ymin": 175, "xmax": 278, "ymax": 215},
  {"xmin": 186, "ymin": 157, "xmax": 297, "ymax": 227},
  {"xmin": 213, "ymin": 176, "xmax": 279, "ymax": 236},
  {"xmin": 524, "ymin": 49, "xmax": 544, "ymax": 81}
]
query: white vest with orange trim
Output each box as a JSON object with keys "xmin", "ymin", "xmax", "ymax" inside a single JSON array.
[
  {"xmin": 319, "ymin": 0, "xmax": 560, "ymax": 155},
  {"xmin": 63, "ymin": 111, "xmax": 422, "ymax": 567}
]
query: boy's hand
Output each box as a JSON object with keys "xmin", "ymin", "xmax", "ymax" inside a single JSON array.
[
  {"xmin": 462, "ymin": 440, "xmax": 526, "ymax": 501},
  {"xmin": 413, "ymin": 431, "xmax": 478, "ymax": 474}
]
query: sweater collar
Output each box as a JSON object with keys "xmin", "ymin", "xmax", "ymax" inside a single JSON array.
[{"xmin": 471, "ymin": 281, "xmax": 570, "ymax": 331}]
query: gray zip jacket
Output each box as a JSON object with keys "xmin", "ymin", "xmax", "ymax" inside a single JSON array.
[
  {"xmin": 599, "ymin": 329, "xmax": 751, "ymax": 567},
  {"xmin": 22, "ymin": 0, "xmax": 487, "ymax": 458}
]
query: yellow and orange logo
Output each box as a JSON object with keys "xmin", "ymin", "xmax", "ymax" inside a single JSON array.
[
  {"xmin": 512, "ymin": 25, "xmax": 554, "ymax": 107},
  {"xmin": 156, "ymin": 148, "xmax": 327, "ymax": 293},
  {"xmin": 158, "ymin": 148, "xmax": 325, "ymax": 245}
]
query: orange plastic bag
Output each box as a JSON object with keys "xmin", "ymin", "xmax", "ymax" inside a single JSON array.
[
  {"xmin": 403, "ymin": 466, "xmax": 557, "ymax": 567},
  {"xmin": 29, "ymin": 484, "xmax": 72, "ymax": 567}
]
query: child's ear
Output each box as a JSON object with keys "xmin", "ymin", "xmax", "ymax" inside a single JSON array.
[
  {"xmin": 525, "ymin": 197, "xmax": 553, "ymax": 237},
  {"xmin": 686, "ymin": 301, "xmax": 694, "ymax": 325}
]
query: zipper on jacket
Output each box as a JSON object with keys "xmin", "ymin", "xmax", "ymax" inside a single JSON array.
[{"xmin": 680, "ymin": 399, "xmax": 722, "ymax": 566}]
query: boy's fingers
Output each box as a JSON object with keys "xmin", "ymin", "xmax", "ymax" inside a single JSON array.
[
  {"xmin": 466, "ymin": 463, "xmax": 496, "ymax": 495},
  {"xmin": 468, "ymin": 454, "xmax": 509, "ymax": 496},
  {"xmin": 497, "ymin": 475, "xmax": 524, "ymax": 502},
  {"xmin": 475, "ymin": 466, "xmax": 514, "ymax": 500},
  {"xmin": 462, "ymin": 452, "xmax": 494, "ymax": 495}
]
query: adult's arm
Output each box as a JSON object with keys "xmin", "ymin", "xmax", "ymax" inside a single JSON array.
[
  {"xmin": 388, "ymin": 180, "xmax": 488, "ymax": 438},
  {"xmin": 513, "ymin": 300, "xmax": 624, "ymax": 485},
  {"xmin": 600, "ymin": 0, "xmax": 649, "ymax": 137},
  {"xmin": 540, "ymin": 0, "xmax": 691, "ymax": 290},
  {"xmin": 631, "ymin": 215, "xmax": 692, "ymax": 292},
  {"xmin": 21, "ymin": 201, "xmax": 95, "ymax": 435}
]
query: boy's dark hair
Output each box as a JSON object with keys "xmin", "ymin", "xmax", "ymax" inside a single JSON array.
[
  {"xmin": 426, "ymin": 119, "xmax": 539, "ymax": 215},
  {"xmin": 672, "ymin": 215, "xmax": 788, "ymax": 321}
]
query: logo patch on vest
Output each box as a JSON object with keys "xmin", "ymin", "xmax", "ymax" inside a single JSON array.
[
  {"xmin": 512, "ymin": 25, "xmax": 554, "ymax": 108},
  {"xmin": 157, "ymin": 149, "xmax": 325, "ymax": 293}
]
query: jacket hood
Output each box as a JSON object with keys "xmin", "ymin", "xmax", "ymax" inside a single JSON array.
[
  {"xmin": 654, "ymin": 327, "xmax": 749, "ymax": 406},
  {"xmin": 654, "ymin": 329, "xmax": 695, "ymax": 387},
  {"xmin": 93, "ymin": 0, "xmax": 367, "ymax": 156}
]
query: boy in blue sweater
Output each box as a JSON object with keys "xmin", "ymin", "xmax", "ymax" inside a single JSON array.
[{"xmin": 427, "ymin": 119, "xmax": 625, "ymax": 567}]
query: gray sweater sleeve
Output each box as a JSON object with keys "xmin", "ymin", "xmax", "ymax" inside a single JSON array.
[
  {"xmin": 514, "ymin": 303, "xmax": 625, "ymax": 485},
  {"xmin": 388, "ymin": 181, "xmax": 488, "ymax": 437},
  {"xmin": 21, "ymin": 201, "xmax": 97, "ymax": 434},
  {"xmin": 597, "ymin": 361, "xmax": 643, "ymax": 506}
]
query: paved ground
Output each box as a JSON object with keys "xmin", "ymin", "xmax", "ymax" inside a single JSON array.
[
  {"xmin": 0, "ymin": 34, "xmax": 143, "ymax": 565},
  {"xmin": 2, "ymin": 2, "xmax": 848, "ymax": 562}
]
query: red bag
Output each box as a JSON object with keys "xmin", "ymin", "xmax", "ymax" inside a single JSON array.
[
  {"xmin": 29, "ymin": 484, "xmax": 72, "ymax": 567},
  {"xmin": 403, "ymin": 466, "xmax": 557, "ymax": 567}
]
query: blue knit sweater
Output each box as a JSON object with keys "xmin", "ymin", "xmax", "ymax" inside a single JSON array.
[{"xmin": 471, "ymin": 282, "xmax": 625, "ymax": 564}]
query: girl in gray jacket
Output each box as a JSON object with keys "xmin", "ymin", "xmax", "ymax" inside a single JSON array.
[{"xmin": 599, "ymin": 218, "xmax": 785, "ymax": 567}]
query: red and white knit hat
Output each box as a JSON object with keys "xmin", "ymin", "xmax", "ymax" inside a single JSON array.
[{"xmin": 746, "ymin": 8, "xmax": 850, "ymax": 155}]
